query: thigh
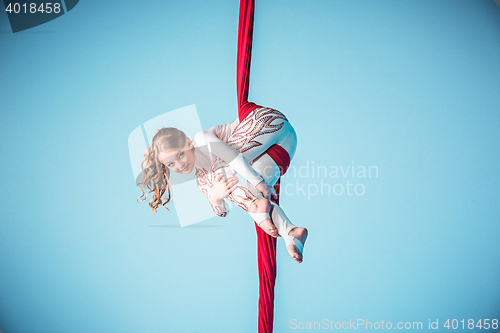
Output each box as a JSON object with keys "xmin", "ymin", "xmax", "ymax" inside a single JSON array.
[
  {"xmin": 248, "ymin": 123, "xmax": 297, "ymax": 187},
  {"xmin": 230, "ymin": 107, "xmax": 296, "ymax": 162},
  {"xmin": 249, "ymin": 153, "xmax": 281, "ymax": 187}
]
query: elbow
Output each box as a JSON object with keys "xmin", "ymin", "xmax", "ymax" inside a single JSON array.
[
  {"xmin": 192, "ymin": 131, "xmax": 207, "ymax": 148},
  {"xmin": 215, "ymin": 211, "xmax": 228, "ymax": 218}
]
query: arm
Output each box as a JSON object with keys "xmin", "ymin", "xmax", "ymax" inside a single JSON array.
[
  {"xmin": 197, "ymin": 180, "xmax": 230, "ymax": 218},
  {"xmin": 208, "ymin": 197, "xmax": 229, "ymax": 218},
  {"xmin": 193, "ymin": 126, "xmax": 265, "ymax": 187},
  {"xmin": 198, "ymin": 173, "xmax": 239, "ymax": 218}
]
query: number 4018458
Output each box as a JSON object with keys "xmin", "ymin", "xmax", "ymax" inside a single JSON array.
[
  {"xmin": 5, "ymin": 3, "xmax": 62, "ymax": 14},
  {"xmin": 444, "ymin": 319, "xmax": 498, "ymax": 330}
]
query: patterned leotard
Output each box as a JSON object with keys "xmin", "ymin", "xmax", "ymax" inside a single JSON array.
[
  {"xmin": 192, "ymin": 106, "xmax": 297, "ymax": 217},
  {"xmin": 194, "ymin": 154, "xmax": 257, "ymax": 217}
]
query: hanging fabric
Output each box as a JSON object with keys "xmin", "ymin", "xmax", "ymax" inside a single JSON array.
[{"xmin": 236, "ymin": 0, "xmax": 292, "ymax": 331}]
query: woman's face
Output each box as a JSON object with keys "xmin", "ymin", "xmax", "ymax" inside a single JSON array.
[{"xmin": 158, "ymin": 138, "xmax": 196, "ymax": 174}]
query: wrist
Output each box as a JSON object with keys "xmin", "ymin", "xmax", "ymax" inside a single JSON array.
[
  {"xmin": 209, "ymin": 193, "xmax": 224, "ymax": 206},
  {"xmin": 255, "ymin": 178, "xmax": 265, "ymax": 188}
]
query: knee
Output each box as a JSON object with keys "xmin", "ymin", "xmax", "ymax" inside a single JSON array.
[
  {"xmin": 249, "ymin": 198, "xmax": 270, "ymax": 213},
  {"xmin": 249, "ymin": 200, "xmax": 258, "ymax": 213}
]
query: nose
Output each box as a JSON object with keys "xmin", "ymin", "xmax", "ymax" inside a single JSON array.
[{"xmin": 176, "ymin": 161, "xmax": 186, "ymax": 170}]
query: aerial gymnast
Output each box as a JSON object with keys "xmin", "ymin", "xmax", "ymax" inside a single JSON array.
[
  {"xmin": 139, "ymin": 0, "xmax": 301, "ymax": 329},
  {"xmin": 137, "ymin": 0, "xmax": 307, "ymax": 264},
  {"xmin": 138, "ymin": 107, "xmax": 308, "ymax": 262}
]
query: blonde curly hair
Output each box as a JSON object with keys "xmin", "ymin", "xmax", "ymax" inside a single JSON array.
[{"xmin": 137, "ymin": 127, "xmax": 188, "ymax": 213}]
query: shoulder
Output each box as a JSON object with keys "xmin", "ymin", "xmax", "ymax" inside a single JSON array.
[
  {"xmin": 213, "ymin": 119, "xmax": 239, "ymax": 143},
  {"xmin": 192, "ymin": 118, "xmax": 238, "ymax": 147},
  {"xmin": 192, "ymin": 130, "xmax": 205, "ymax": 148}
]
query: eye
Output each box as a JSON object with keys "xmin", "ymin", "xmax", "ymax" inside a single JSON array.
[
  {"xmin": 167, "ymin": 163, "xmax": 174, "ymax": 167},
  {"xmin": 179, "ymin": 152, "xmax": 185, "ymax": 158}
]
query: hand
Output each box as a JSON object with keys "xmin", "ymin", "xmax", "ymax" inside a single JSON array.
[
  {"xmin": 209, "ymin": 174, "xmax": 239, "ymax": 204},
  {"xmin": 255, "ymin": 180, "xmax": 277, "ymax": 200}
]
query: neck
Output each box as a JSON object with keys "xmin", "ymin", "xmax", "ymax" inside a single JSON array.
[{"xmin": 194, "ymin": 148, "xmax": 212, "ymax": 170}]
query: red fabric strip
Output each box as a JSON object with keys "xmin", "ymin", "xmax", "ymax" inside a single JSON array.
[
  {"xmin": 237, "ymin": 1, "xmax": 292, "ymax": 332},
  {"xmin": 237, "ymin": 0, "xmax": 260, "ymax": 121},
  {"xmin": 254, "ymin": 178, "xmax": 279, "ymax": 333},
  {"xmin": 266, "ymin": 145, "xmax": 291, "ymax": 176}
]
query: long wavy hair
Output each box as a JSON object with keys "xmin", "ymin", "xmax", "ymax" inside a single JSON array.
[{"xmin": 137, "ymin": 127, "xmax": 188, "ymax": 213}]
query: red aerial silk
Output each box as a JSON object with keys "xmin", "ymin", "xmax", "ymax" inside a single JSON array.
[{"xmin": 237, "ymin": 0, "xmax": 291, "ymax": 332}]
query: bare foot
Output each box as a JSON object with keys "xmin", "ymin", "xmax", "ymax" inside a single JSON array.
[
  {"xmin": 250, "ymin": 199, "xmax": 278, "ymax": 238},
  {"xmin": 260, "ymin": 219, "xmax": 279, "ymax": 238},
  {"xmin": 286, "ymin": 227, "xmax": 308, "ymax": 263}
]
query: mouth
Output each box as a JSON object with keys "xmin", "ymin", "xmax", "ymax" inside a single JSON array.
[{"xmin": 180, "ymin": 164, "xmax": 189, "ymax": 172}]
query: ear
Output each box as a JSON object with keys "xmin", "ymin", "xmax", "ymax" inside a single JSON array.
[{"xmin": 186, "ymin": 138, "xmax": 193, "ymax": 148}]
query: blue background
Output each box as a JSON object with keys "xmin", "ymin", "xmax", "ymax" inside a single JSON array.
[{"xmin": 1, "ymin": 0, "xmax": 499, "ymax": 332}]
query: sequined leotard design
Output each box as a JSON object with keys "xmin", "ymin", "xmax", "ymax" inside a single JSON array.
[
  {"xmin": 192, "ymin": 106, "xmax": 297, "ymax": 217},
  {"xmin": 194, "ymin": 154, "xmax": 256, "ymax": 217}
]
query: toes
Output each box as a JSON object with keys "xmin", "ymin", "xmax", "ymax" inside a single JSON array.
[{"xmin": 287, "ymin": 245, "xmax": 303, "ymax": 263}]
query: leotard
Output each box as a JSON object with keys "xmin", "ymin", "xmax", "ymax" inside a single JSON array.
[{"xmin": 192, "ymin": 106, "xmax": 297, "ymax": 217}]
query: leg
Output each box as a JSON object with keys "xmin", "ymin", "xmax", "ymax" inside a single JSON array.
[
  {"xmin": 248, "ymin": 198, "xmax": 278, "ymax": 238},
  {"xmin": 244, "ymin": 119, "xmax": 297, "ymax": 186},
  {"xmin": 230, "ymin": 108, "xmax": 298, "ymax": 164},
  {"xmin": 247, "ymin": 151, "xmax": 308, "ymax": 263},
  {"xmin": 250, "ymin": 153, "xmax": 281, "ymax": 186},
  {"xmin": 230, "ymin": 107, "xmax": 306, "ymax": 261}
]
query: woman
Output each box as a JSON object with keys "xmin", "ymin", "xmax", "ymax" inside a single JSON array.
[{"xmin": 138, "ymin": 106, "xmax": 308, "ymax": 263}]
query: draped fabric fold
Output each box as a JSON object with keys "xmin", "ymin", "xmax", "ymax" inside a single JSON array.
[
  {"xmin": 236, "ymin": 0, "xmax": 292, "ymax": 332},
  {"xmin": 237, "ymin": 0, "xmax": 260, "ymax": 121}
]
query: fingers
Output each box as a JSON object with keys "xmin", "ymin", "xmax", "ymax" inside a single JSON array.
[
  {"xmin": 226, "ymin": 181, "xmax": 240, "ymax": 194},
  {"xmin": 265, "ymin": 186, "xmax": 272, "ymax": 200},
  {"xmin": 226, "ymin": 178, "xmax": 238, "ymax": 187},
  {"xmin": 227, "ymin": 176, "xmax": 238, "ymax": 183},
  {"xmin": 217, "ymin": 174, "xmax": 239, "ymax": 184},
  {"xmin": 257, "ymin": 182, "xmax": 274, "ymax": 200},
  {"xmin": 271, "ymin": 187, "xmax": 278, "ymax": 200}
]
